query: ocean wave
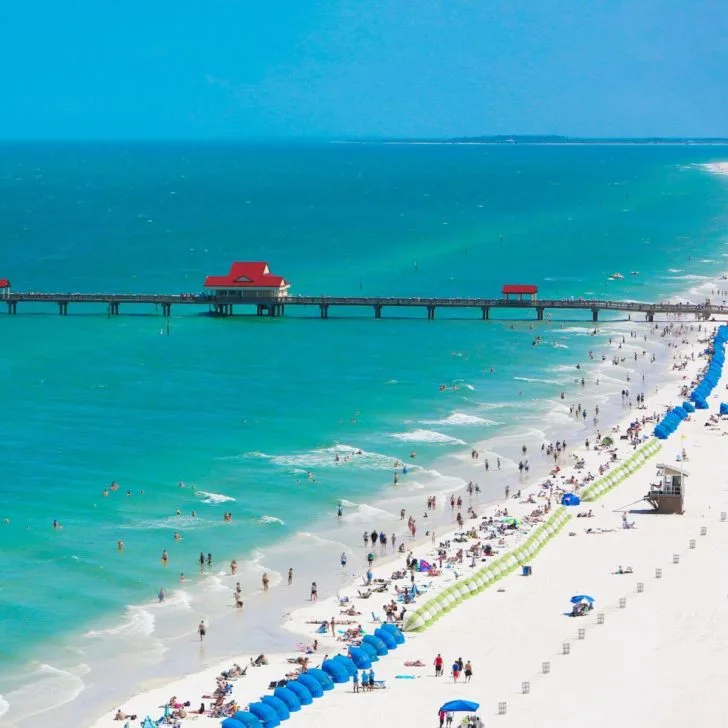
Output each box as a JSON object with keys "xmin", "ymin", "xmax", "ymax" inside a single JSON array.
[
  {"xmin": 0, "ymin": 696, "xmax": 8, "ymax": 720},
  {"xmin": 341, "ymin": 502, "xmax": 398, "ymax": 523},
  {"xmin": 2, "ymin": 664, "xmax": 86, "ymax": 721},
  {"xmin": 513, "ymin": 376, "xmax": 563, "ymax": 385},
  {"xmin": 85, "ymin": 607, "xmax": 155, "ymax": 639},
  {"xmin": 119, "ymin": 515, "xmax": 218, "ymax": 531},
  {"xmin": 147, "ymin": 589, "xmax": 191, "ymax": 611},
  {"xmin": 261, "ymin": 444, "xmax": 399, "ymax": 472},
  {"xmin": 197, "ymin": 490, "xmax": 236, "ymax": 504},
  {"xmin": 700, "ymin": 162, "xmax": 728, "ymax": 176},
  {"xmin": 662, "ymin": 274, "xmax": 712, "ymax": 281},
  {"xmin": 258, "ymin": 515, "xmax": 285, "ymax": 525},
  {"xmin": 421, "ymin": 412, "xmax": 499, "ymax": 426},
  {"xmin": 390, "ymin": 429, "xmax": 466, "ymax": 445}
]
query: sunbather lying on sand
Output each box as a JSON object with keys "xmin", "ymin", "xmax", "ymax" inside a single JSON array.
[
  {"xmin": 614, "ymin": 565, "xmax": 633, "ymax": 574},
  {"xmin": 404, "ymin": 660, "xmax": 425, "ymax": 666},
  {"xmin": 114, "ymin": 710, "xmax": 137, "ymax": 721}
]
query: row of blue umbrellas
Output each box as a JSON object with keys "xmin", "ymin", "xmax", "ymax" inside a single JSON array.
[
  {"xmin": 655, "ymin": 325, "xmax": 728, "ymax": 438},
  {"xmin": 221, "ymin": 624, "xmax": 405, "ymax": 728}
]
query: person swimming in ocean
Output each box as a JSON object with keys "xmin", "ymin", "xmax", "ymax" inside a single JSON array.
[{"xmin": 161, "ymin": 549, "xmax": 168, "ymax": 565}]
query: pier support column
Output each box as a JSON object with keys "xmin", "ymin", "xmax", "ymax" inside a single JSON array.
[
  {"xmin": 646, "ymin": 311, "xmax": 654, "ymax": 323},
  {"xmin": 592, "ymin": 308, "xmax": 599, "ymax": 322},
  {"xmin": 257, "ymin": 305, "xmax": 264, "ymax": 316},
  {"xmin": 7, "ymin": 301, "xmax": 16, "ymax": 314},
  {"xmin": 427, "ymin": 305, "xmax": 436, "ymax": 320},
  {"xmin": 536, "ymin": 307, "xmax": 544, "ymax": 321},
  {"xmin": 58, "ymin": 301, "xmax": 68, "ymax": 316},
  {"xmin": 277, "ymin": 304, "xmax": 285, "ymax": 317},
  {"xmin": 269, "ymin": 304, "xmax": 277, "ymax": 318},
  {"xmin": 160, "ymin": 302, "xmax": 171, "ymax": 317},
  {"xmin": 320, "ymin": 304, "xmax": 329, "ymax": 319},
  {"xmin": 482, "ymin": 306, "xmax": 490, "ymax": 320},
  {"xmin": 374, "ymin": 304, "xmax": 382, "ymax": 319}
]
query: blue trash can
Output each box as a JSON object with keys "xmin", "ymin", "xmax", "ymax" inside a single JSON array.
[{"xmin": 522, "ymin": 565, "xmax": 532, "ymax": 576}]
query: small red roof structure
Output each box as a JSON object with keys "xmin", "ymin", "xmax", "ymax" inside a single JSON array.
[
  {"xmin": 0, "ymin": 279, "xmax": 9, "ymax": 288},
  {"xmin": 501, "ymin": 284, "xmax": 538, "ymax": 301},
  {"xmin": 204, "ymin": 262, "xmax": 290, "ymax": 297}
]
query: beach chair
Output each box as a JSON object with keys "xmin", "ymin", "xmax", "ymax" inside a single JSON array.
[
  {"xmin": 373, "ymin": 680, "xmax": 387, "ymax": 689},
  {"xmin": 371, "ymin": 612, "xmax": 381, "ymax": 623}
]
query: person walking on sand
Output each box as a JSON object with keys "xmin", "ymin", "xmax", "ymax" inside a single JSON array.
[
  {"xmin": 464, "ymin": 659, "xmax": 473, "ymax": 682},
  {"xmin": 262, "ymin": 572, "xmax": 270, "ymax": 591},
  {"xmin": 288, "ymin": 567, "xmax": 293, "ymax": 585},
  {"xmin": 452, "ymin": 659, "xmax": 461, "ymax": 682},
  {"xmin": 198, "ymin": 620, "xmax": 206, "ymax": 641},
  {"xmin": 446, "ymin": 712, "xmax": 454, "ymax": 727},
  {"xmin": 310, "ymin": 582, "xmax": 318, "ymax": 601},
  {"xmin": 434, "ymin": 653, "xmax": 443, "ymax": 677},
  {"xmin": 439, "ymin": 709, "xmax": 446, "ymax": 728},
  {"xmin": 353, "ymin": 669, "xmax": 359, "ymax": 693},
  {"xmin": 330, "ymin": 617, "xmax": 336, "ymax": 636},
  {"xmin": 340, "ymin": 551, "xmax": 347, "ymax": 569}
]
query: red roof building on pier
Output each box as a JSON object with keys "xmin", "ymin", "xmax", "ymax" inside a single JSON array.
[
  {"xmin": 0, "ymin": 279, "xmax": 10, "ymax": 298},
  {"xmin": 501, "ymin": 284, "xmax": 538, "ymax": 301},
  {"xmin": 204, "ymin": 262, "xmax": 290, "ymax": 299}
]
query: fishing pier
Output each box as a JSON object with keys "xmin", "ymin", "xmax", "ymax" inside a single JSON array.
[{"xmin": 0, "ymin": 266, "xmax": 722, "ymax": 322}]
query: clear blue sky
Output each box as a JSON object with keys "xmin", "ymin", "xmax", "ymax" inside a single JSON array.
[{"xmin": 2, "ymin": 0, "xmax": 726, "ymax": 139}]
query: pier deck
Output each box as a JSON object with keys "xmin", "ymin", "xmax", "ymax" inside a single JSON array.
[{"xmin": 0, "ymin": 292, "xmax": 724, "ymax": 321}]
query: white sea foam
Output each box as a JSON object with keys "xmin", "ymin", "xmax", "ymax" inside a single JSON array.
[
  {"xmin": 514, "ymin": 376, "xmax": 564, "ymax": 385},
  {"xmin": 261, "ymin": 444, "xmax": 399, "ymax": 472},
  {"xmin": 197, "ymin": 490, "xmax": 236, "ymax": 504},
  {"xmin": 295, "ymin": 531, "xmax": 349, "ymax": 548},
  {"xmin": 700, "ymin": 162, "xmax": 728, "ymax": 177},
  {"xmin": 2, "ymin": 664, "xmax": 86, "ymax": 721},
  {"xmin": 421, "ymin": 412, "xmax": 499, "ymax": 426},
  {"xmin": 258, "ymin": 515, "xmax": 285, "ymax": 525},
  {"xmin": 85, "ymin": 607, "xmax": 155, "ymax": 639},
  {"xmin": 390, "ymin": 429, "xmax": 466, "ymax": 445},
  {"xmin": 0, "ymin": 696, "xmax": 8, "ymax": 720},
  {"xmin": 342, "ymin": 502, "xmax": 398, "ymax": 524}
]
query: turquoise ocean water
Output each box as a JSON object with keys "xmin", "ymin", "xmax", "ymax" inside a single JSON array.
[{"xmin": 1, "ymin": 142, "xmax": 728, "ymax": 725}]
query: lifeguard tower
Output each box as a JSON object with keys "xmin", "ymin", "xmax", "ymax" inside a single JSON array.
[{"xmin": 646, "ymin": 463, "xmax": 686, "ymax": 514}]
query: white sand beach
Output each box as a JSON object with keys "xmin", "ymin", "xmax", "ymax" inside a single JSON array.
[{"xmin": 88, "ymin": 316, "xmax": 728, "ymax": 728}]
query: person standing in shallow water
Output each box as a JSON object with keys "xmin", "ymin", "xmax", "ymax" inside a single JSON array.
[
  {"xmin": 198, "ymin": 620, "xmax": 206, "ymax": 641},
  {"xmin": 310, "ymin": 581, "xmax": 318, "ymax": 601}
]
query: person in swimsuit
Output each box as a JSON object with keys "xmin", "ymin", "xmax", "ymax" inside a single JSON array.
[{"xmin": 198, "ymin": 620, "xmax": 206, "ymax": 641}]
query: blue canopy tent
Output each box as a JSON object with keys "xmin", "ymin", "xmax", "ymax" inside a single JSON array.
[
  {"xmin": 233, "ymin": 711, "xmax": 265, "ymax": 727},
  {"xmin": 295, "ymin": 674, "xmax": 324, "ymax": 698},
  {"xmin": 286, "ymin": 679, "xmax": 314, "ymax": 705},
  {"xmin": 439, "ymin": 700, "xmax": 480, "ymax": 712},
  {"xmin": 321, "ymin": 659, "xmax": 350, "ymax": 683},
  {"xmin": 247, "ymin": 702, "xmax": 281, "ymax": 728},
  {"xmin": 305, "ymin": 667, "xmax": 336, "ymax": 690},
  {"xmin": 261, "ymin": 695, "xmax": 290, "ymax": 721},
  {"xmin": 379, "ymin": 623, "xmax": 406, "ymax": 644},
  {"xmin": 570, "ymin": 594, "xmax": 595, "ymax": 604},
  {"xmin": 273, "ymin": 687, "xmax": 302, "ymax": 712},
  {"xmin": 348, "ymin": 647, "xmax": 372, "ymax": 669},
  {"xmin": 561, "ymin": 493, "xmax": 581, "ymax": 506},
  {"xmin": 721, "ymin": 403, "xmax": 728, "ymax": 415},
  {"xmin": 221, "ymin": 719, "xmax": 246, "ymax": 728},
  {"xmin": 333, "ymin": 654, "xmax": 357, "ymax": 675},
  {"xmin": 141, "ymin": 719, "xmax": 156, "ymax": 728},
  {"xmin": 362, "ymin": 634, "xmax": 389, "ymax": 656},
  {"xmin": 374, "ymin": 628, "xmax": 398, "ymax": 650},
  {"xmin": 696, "ymin": 399, "xmax": 709, "ymax": 409},
  {"xmin": 358, "ymin": 641, "xmax": 380, "ymax": 661},
  {"xmin": 682, "ymin": 401, "xmax": 695, "ymax": 413}
]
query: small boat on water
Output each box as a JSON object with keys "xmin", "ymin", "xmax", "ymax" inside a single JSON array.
[
  {"xmin": 630, "ymin": 271, "xmax": 639, "ymax": 276},
  {"xmin": 608, "ymin": 272, "xmax": 625, "ymax": 280}
]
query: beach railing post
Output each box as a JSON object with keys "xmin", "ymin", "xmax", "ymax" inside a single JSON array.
[
  {"xmin": 689, "ymin": 539, "xmax": 696, "ymax": 549},
  {"xmin": 542, "ymin": 661, "xmax": 551, "ymax": 674},
  {"xmin": 521, "ymin": 681, "xmax": 530, "ymax": 695},
  {"xmin": 673, "ymin": 554, "xmax": 680, "ymax": 564},
  {"xmin": 498, "ymin": 701, "xmax": 507, "ymax": 715},
  {"xmin": 701, "ymin": 526, "xmax": 708, "ymax": 536},
  {"xmin": 655, "ymin": 568, "xmax": 662, "ymax": 579},
  {"xmin": 597, "ymin": 612, "xmax": 605, "ymax": 624},
  {"xmin": 578, "ymin": 628, "xmax": 585, "ymax": 640},
  {"xmin": 562, "ymin": 642, "xmax": 570, "ymax": 655},
  {"xmin": 619, "ymin": 597, "xmax": 627, "ymax": 608}
]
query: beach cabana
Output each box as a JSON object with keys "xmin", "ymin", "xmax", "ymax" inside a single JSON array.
[
  {"xmin": 273, "ymin": 686, "xmax": 302, "ymax": 712},
  {"xmin": 348, "ymin": 646, "xmax": 372, "ymax": 669},
  {"xmin": 286, "ymin": 679, "xmax": 314, "ymax": 705},
  {"xmin": 374, "ymin": 627, "xmax": 398, "ymax": 649},
  {"xmin": 247, "ymin": 701, "xmax": 281, "ymax": 727},
  {"xmin": 261, "ymin": 695, "xmax": 291, "ymax": 721},
  {"xmin": 362, "ymin": 634, "xmax": 389, "ymax": 656},
  {"xmin": 233, "ymin": 711, "xmax": 265, "ymax": 727},
  {"xmin": 358, "ymin": 641, "xmax": 380, "ymax": 661},
  {"xmin": 321, "ymin": 659, "xmax": 350, "ymax": 683},
  {"xmin": 561, "ymin": 493, "xmax": 581, "ymax": 506},
  {"xmin": 305, "ymin": 667, "xmax": 336, "ymax": 690},
  {"xmin": 380, "ymin": 623, "xmax": 405, "ymax": 644},
  {"xmin": 333, "ymin": 654, "xmax": 357, "ymax": 675},
  {"xmin": 295, "ymin": 673, "xmax": 325, "ymax": 698}
]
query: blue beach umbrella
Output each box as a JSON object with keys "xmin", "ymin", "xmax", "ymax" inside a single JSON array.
[
  {"xmin": 570, "ymin": 594, "xmax": 595, "ymax": 604},
  {"xmin": 439, "ymin": 700, "xmax": 480, "ymax": 712}
]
